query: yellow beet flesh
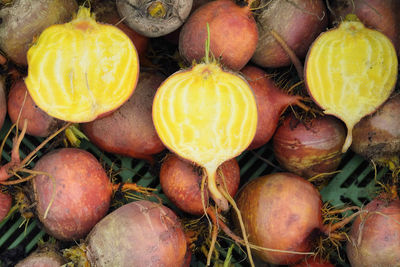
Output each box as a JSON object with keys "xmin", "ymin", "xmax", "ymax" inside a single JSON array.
[
  {"xmin": 153, "ymin": 62, "xmax": 257, "ymax": 210},
  {"xmin": 25, "ymin": 7, "xmax": 139, "ymax": 122},
  {"xmin": 306, "ymin": 20, "xmax": 397, "ymax": 152}
]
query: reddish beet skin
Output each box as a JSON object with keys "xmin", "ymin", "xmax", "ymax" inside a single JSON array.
[
  {"xmin": 273, "ymin": 114, "xmax": 346, "ymax": 178},
  {"xmin": 0, "ymin": 190, "xmax": 12, "ymax": 221},
  {"xmin": 346, "ymin": 196, "xmax": 400, "ymax": 267},
  {"xmin": 241, "ymin": 65, "xmax": 304, "ymax": 149},
  {"xmin": 8, "ymin": 79, "xmax": 61, "ymax": 137},
  {"xmin": 234, "ymin": 173, "xmax": 323, "ymax": 265},
  {"xmin": 32, "ymin": 148, "xmax": 112, "ymax": 241},
  {"xmin": 160, "ymin": 154, "xmax": 240, "ymax": 215},
  {"xmin": 82, "ymin": 72, "xmax": 166, "ymax": 162},
  {"xmin": 179, "ymin": 0, "xmax": 258, "ymax": 71}
]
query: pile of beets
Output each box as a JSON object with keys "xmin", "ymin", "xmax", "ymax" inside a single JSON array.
[{"xmin": 0, "ymin": 0, "xmax": 399, "ymax": 266}]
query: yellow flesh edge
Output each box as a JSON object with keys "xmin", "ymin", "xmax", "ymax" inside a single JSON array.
[
  {"xmin": 25, "ymin": 12, "xmax": 139, "ymax": 123},
  {"xmin": 306, "ymin": 21, "xmax": 398, "ymax": 152}
]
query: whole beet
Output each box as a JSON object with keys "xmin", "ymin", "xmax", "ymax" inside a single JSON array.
[
  {"xmin": 234, "ymin": 173, "xmax": 323, "ymax": 265},
  {"xmin": 85, "ymin": 200, "xmax": 187, "ymax": 267},
  {"xmin": 32, "ymin": 148, "xmax": 112, "ymax": 241},
  {"xmin": 252, "ymin": 0, "xmax": 327, "ymax": 68},
  {"xmin": 179, "ymin": 0, "xmax": 258, "ymax": 71}
]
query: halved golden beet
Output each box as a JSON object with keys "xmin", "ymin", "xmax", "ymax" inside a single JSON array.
[
  {"xmin": 153, "ymin": 62, "xmax": 257, "ymax": 210},
  {"xmin": 305, "ymin": 19, "xmax": 397, "ymax": 152},
  {"xmin": 25, "ymin": 7, "xmax": 139, "ymax": 122}
]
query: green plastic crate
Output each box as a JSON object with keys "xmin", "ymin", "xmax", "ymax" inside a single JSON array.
[{"xmin": 0, "ymin": 117, "xmax": 388, "ymax": 266}]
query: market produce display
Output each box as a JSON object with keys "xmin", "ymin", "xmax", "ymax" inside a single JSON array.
[{"xmin": 0, "ymin": 0, "xmax": 399, "ymax": 266}]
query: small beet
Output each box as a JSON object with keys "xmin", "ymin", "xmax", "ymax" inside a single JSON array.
[
  {"xmin": 8, "ymin": 79, "xmax": 61, "ymax": 137},
  {"xmin": 160, "ymin": 153, "xmax": 240, "ymax": 215}
]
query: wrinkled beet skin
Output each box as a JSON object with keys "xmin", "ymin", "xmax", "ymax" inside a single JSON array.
[
  {"xmin": 32, "ymin": 148, "xmax": 112, "ymax": 241},
  {"xmin": 160, "ymin": 154, "xmax": 240, "ymax": 215},
  {"xmin": 252, "ymin": 0, "xmax": 327, "ymax": 68},
  {"xmin": 86, "ymin": 200, "xmax": 187, "ymax": 267},
  {"xmin": 82, "ymin": 72, "xmax": 166, "ymax": 161},
  {"xmin": 351, "ymin": 94, "xmax": 400, "ymax": 164},
  {"xmin": 329, "ymin": 0, "xmax": 400, "ymax": 56},
  {"xmin": 179, "ymin": 0, "xmax": 258, "ymax": 71},
  {"xmin": 346, "ymin": 197, "xmax": 400, "ymax": 267},
  {"xmin": 0, "ymin": 190, "xmax": 12, "ymax": 221},
  {"xmin": 8, "ymin": 79, "xmax": 60, "ymax": 137},
  {"xmin": 241, "ymin": 65, "xmax": 301, "ymax": 149},
  {"xmin": 234, "ymin": 173, "xmax": 323, "ymax": 265},
  {"xmin": 273, "ymin": 114, "xmax": 346, "ymax": 178},
  {"xmin": 15, "ymin": 248, "xmax": 66, "ymax": 267}
]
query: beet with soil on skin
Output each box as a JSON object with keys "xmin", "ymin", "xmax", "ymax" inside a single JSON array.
[
  {"xmin": 351, "ymin": 93, "xmax": 400, "ymax": 169},
  {"xmin": 346, "ymin": 195, "xmax": 400, "ymax": 267},
  {"xmin": 160, "ymin": 153, "xmax": 240, "ymax": 215},
  {"xmin": 85, "ymin": 200, "xmax": 187, "ymax": 267},
  {"xmin": 273, "ymin": 114, "xmax": 346, "ymax": 179},
  {"xmin": 179, "ymin": 0, "xmax": 258, "ymax": 71},
  {"xmin": 251, "ymin": 0, "xmax": 327, "ymax": 68},
  {"xmin": 81, "ymin": 71, "xmax": 166, "ymax": 162},
  {"xmin": 31, "ymin": 148, "xmax": 112, "ymax": 241},
  {"xmin": 241, "ymin": 65, "xmax": 305, "ymax": 149},
  {"xmin": 15, "ymin": 242, "xmax": 66, "ymax": 267},
  {"xmin": 8, "ymin": 79, "xmax": 62, "ymax": 137}
]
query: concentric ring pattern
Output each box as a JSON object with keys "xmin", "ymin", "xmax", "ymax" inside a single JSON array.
[
  {"xmin": 306, "ymin": 20, "xmax": 398, "ymax": 152},
  {"xmin": 25, "ymin": 8, "xmax": 139, "ymax": 123},
  {"xmin": 153, "ymin": 63, "xmax": 258, "ymax": 174}
]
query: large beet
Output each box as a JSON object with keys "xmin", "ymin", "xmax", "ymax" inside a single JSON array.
[
  {"xmin": 32, "ymin": 148, "xmax": 112, "ymax": 241},
  {"xmin": 81, "ymin": 71, "xmax": 166, "ymax": 162},
  {"xmin": 346, "ymin": 196, "xmax": 400, "ymax": 267},
  {"xmin": 85, "ymin": 200, "xmax": 187, "ymax": 267},
  {"xmin": 15, "ymin": 243, "xmax": 66, "ymax": 267},
  {"xmin": 234, "ymin": 173, "xmax": 323, "ymax": 265},
  {"xmin": 329, "ymin": 0, "xmax": 400, "ymax": 55}
]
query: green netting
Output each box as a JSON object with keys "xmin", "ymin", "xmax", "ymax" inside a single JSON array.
[{"xmin": 0, "ymin": 117, "xmax": 389, "ymax": 266}]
